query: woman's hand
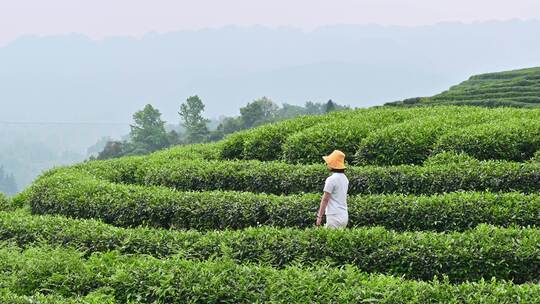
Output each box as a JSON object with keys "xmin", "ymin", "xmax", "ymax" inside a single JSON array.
[{"xmin": 316, "ymin": 192, "xmax": 331, "ymax": 227}]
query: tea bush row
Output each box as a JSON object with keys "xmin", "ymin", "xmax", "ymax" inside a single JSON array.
[
  {"xmin": 397, "ymin": 68, "xmax": 540, "ymax": 108},
  {"xmin": 216, "ymin": 106, "xmax": 540, "ymax": 164},
  {"xmin": 1, "ymin": 211, "xmax": 539, "ymax": 282},
  {"xmin": 280, "ymin": 107, "xmax": 421, "ymax": 164},
  {"xmin": 0, "ymin": 289, "xmax": 114, "ymax": 304},
  {"xmin": 26, "ymin": 172, "xmax": 540, "ymax": 231},
  {"xmin": 105, "ymin": 158, "xmax": 540, "ymax": 195},
  {"xmin": 2, "ymin": 245, "xmax": 540, "ymax": 303},
  {"xmin": 355, "ymin": 117, "xmax": 540, "ymax": 165},
  {"xmin": 433, "ymin": 120, "xmax": 540, "ymax": 161},
  {"xmin": 219, "ymin": 114, "xmax": 334, "ymax": 161}
]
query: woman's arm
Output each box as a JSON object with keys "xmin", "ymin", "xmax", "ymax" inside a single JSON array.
[{"xmin": 316, "ymin": 192, "xmax": 331, "ymax": 226}]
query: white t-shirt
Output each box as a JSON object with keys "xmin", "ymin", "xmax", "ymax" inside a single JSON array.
[{"xmin": 323, "ymin": 172, "xmax": 349, "ymax": 216}]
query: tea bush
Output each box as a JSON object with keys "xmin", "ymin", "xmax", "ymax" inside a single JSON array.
[
  {"xmin": 354, "ymin": 118, "xmax": 450, "ymax": 165},
  {"xmin": 281, "ymin": 119, "xmax": 372, "ymax": 164},
  {"xmin": 353, "ymin": 107, "xmax": 502, "ymax": 165},
  {"xmin": 220, "ymin": 114, "xmax": 332, "ymax": 161},
  {"xmin": 1, "ymin": 245, "xmax": 539, "ymax": 303},
  {"xmin": 281, "ymin": 108, "xmax": 417, "ymax": 164},
  {"xmin": 217, "ymin": 106, "xmax": 540, "ymax": 165},
  {"xmin": 0, "ymin": 289, "xmax": 115, "ymax": 304},
  {"xmin": 26, "ymin": 173, "xmax": 540, "ymax": 231},
  {"xmin": 424, "ymin": 67, "xmax": 540, "ymax": 107},
  {"xmin": 423, "ymin": 151, "xmax": 479, "ymax": 166},
  {"xmin": 1, "ymin": 211, "xmax": 539, "ymax": 283},
  {"xmin": 434, "ymin": 119, "xmax": 540, "ymax": 161},
  {"xmin": 130, "ymin": 158, "xmax": 540, "ymax": 195},
  {"xmin": 32, "ymin": 157, "xmax": 540, "ymax": 196},
  {"xmin": 241, "ymin": 115, "xmax": 330, "ymax": 161}
]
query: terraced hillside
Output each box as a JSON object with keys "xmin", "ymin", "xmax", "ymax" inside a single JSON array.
[
  {"xmin": 4, "ymin": 104, "xmax": 540, "ymax": 302},
  {"xmin": 390, "ymin": 66, "xmax": 540, "ymax": 108}
]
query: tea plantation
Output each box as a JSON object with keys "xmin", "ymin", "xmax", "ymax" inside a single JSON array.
[
  {"xmin": 390, "ymin": 66, "xmax": 540, "ymax": 108},
  {"xmin": 4, "ymin": 70, "xmax": 540, "ymax": 302}
]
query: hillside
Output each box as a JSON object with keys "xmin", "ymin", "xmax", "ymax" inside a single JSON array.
[
  {"xmin": 390, "ymin": 66, "xmax": 540, "ymax": 108},
  {"xmin": 2, "ymin": 104, "xmax": 540, "ymax": 301}
]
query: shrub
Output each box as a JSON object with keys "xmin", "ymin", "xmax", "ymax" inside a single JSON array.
[
  {"xmin": 241, "ymin": 116, "xmax": 325, "ymax": 161},
  {"xmin": 281, "ymin": 108, "xmax": 416, "ymax": 164},
  {"xmin": 126, "ymin": 158, "xmax": 540, "ymax": 195},
  {"xmin": 149, "ymin": 142, "xmax": 223, "ymax": 161},
  {"xmin": 26, "ymin": 173, "xmax": 540, "ymax": 231},
  {"xmin": 0, "ymin": 289, "xmax": 114, "ymax": 304},
  {"xmin": 71, "ymin": 156, "xmax": 146, "ymax": 184},
  {"xmin": 1, "ymin": 211, "xmax": 540, "ymax": 283},
  {"xmin": 353, "ymin": 107, "xmax": 498, "ymax": 165},
  {"xmin": 434, "ymin": 119, "xmax": 540, "ymax": 161},
  {"xmin": 220, "ymin": 115, "xmax": 331, "ymax": 161},
  {"xmin": 2, "ymin": 245, "xmax": 540, "ymax": 303},
  {"xmin": 423, "ymin": 151, "xmax": 479, "ymax": 166},
  {"xmin": 219, "ymin": 132, "xmax": 247, "ymax": 160},
  {"xmin": 354, "ymin": 118, "xmax": 447, "ymax": 165},
  {"xmin": 281, "ymin": 120, "xmax": 372, "ymax": 164},
  {"xmin": 73, "ymin": 106, "xmax": 540, "ymax": 168}
]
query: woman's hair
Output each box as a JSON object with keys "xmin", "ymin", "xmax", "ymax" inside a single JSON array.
[{"xmin": 330, "ymin": 168, "xmax": 346, "ymax": 173}]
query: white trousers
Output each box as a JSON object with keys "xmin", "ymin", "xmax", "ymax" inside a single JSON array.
[{"xmin": 325, "ymin": 213, "xmax": 348, "ymax": 229}]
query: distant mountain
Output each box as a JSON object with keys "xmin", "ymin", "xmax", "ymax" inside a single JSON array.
[
  {"xmin": 2, "ymin": 20, "xmax": 540, "ymax": 123},
  {"xmin": 388, "ymin": 66, "xmax": 540, "ymax": 107}
]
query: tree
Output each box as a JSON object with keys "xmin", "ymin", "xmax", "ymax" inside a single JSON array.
[
  {"xmin": 0, "ymin": 166, "xmax": 17, "ymax": 196},
  {"xmin": 304, "ymin": 101, "xmax": 324, "ymax": 115},
  {"xmin": 130, "ymin": 104, "xmax": 169, "ymax": 152},
  {"xmin": 166, "ymin": 130, "xmax": 181, "ymax": 146},
  {"xmin": 240, "ymin": 97, "xmax": 278, "ymax": 128},
  {"xmin": 277, "ymin": 103, "xmax": 306, "ymax": 120},
  {"xmin": 179, "ymin": 96, "xmax": 210, "ymax": 143},
  {"xmin": 96, "ymin": 141, "xmax": 126, "ymax": 160},
  {"xmin": 325, "ymin": 99, "xmax": 337, "ymax": 113},
  {"xmin": 87, "ymin": 136, "xmax": 111, "ymax": 157},
  {"xmin": 219, "ymin": 116, "xmax": 244, "ymax": 134}
]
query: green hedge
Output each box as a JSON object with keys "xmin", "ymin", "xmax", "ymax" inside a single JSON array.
[
  {"xmin": 280, "ymin": 108, "xmax": 421, "ymax": 164},
  {"xmin": 0, "ymin": 289, "xmax": 114, "ymax": 304},
  {"xmin": 353, "ymin": 107, "xmax": 504, "ymax": 165},
  {"xmin": 217, "ymin": 106, "xmax": 540, "ymax": 165},
  {"xmin": 127, "ymin": 158, "xmax": 540, "ymax": 195},
  {"xmin": 281, "ymin": 120, "xmax": 372, "ymax": 164},
  {"xmin": 26, "ymin": 173, "xmax": 540, "ymax": 231},
  {"xmin": 425, "ymin": 67, "xmax": 540, "ymax": 107},
  {"xmin": 55, "ymin": 156, "xmax": 540, "ymax": 196},
  {"xmin": 1, "ymin": 245, "xmax": 540, "ymax": 303},
  {"xmin": 220, "ymin": 114, "xmax": 332, "ymax": 161},
  {"xmin": 148, "ymin": 142, "xmax": 223, "ymax": 161},
  {"xmin": 434, "ymin": 120, "xmax": 540, "ymax": 161},
  {"xmin": 2, "ymin": 211, "xmax": 540, "ymax": 283},
  {"xmin": 423, "ymin": 151, "xmax": 479, "ymax": 166},
  {"xmin": 241, "ymin": 115, "xmax": 328, "ymax": 161},
  {"xmin": 354, "ymin": 118, "xmax": 449, "ymax": 165}
]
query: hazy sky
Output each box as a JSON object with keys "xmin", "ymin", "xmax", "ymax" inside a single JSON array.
[{"xmin": 1, "ymin": 0, "xmax": 540, "ymax": 46}]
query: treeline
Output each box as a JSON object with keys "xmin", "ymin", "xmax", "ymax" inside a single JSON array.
[
  {"xmin": 93, "ymin": 97, "xmax": 348, "ymax": 160},
  {"xmin": 0, "ymin": 166, "xmax": 17, "ymax": 196}
]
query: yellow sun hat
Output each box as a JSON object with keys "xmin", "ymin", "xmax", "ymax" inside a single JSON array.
[{"xmin": 323, "ymin": 150, "xmax": 346, "ymax": 169}]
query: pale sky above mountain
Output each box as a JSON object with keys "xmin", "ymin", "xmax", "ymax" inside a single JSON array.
[{"xmin": 1, "ymin": 0, "xmax": 540, "ymax": 46}]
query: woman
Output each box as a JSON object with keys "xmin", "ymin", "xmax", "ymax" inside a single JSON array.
[{"xmin": 316, "ymin": 150, "xmax": 349, "ymax": 228}]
